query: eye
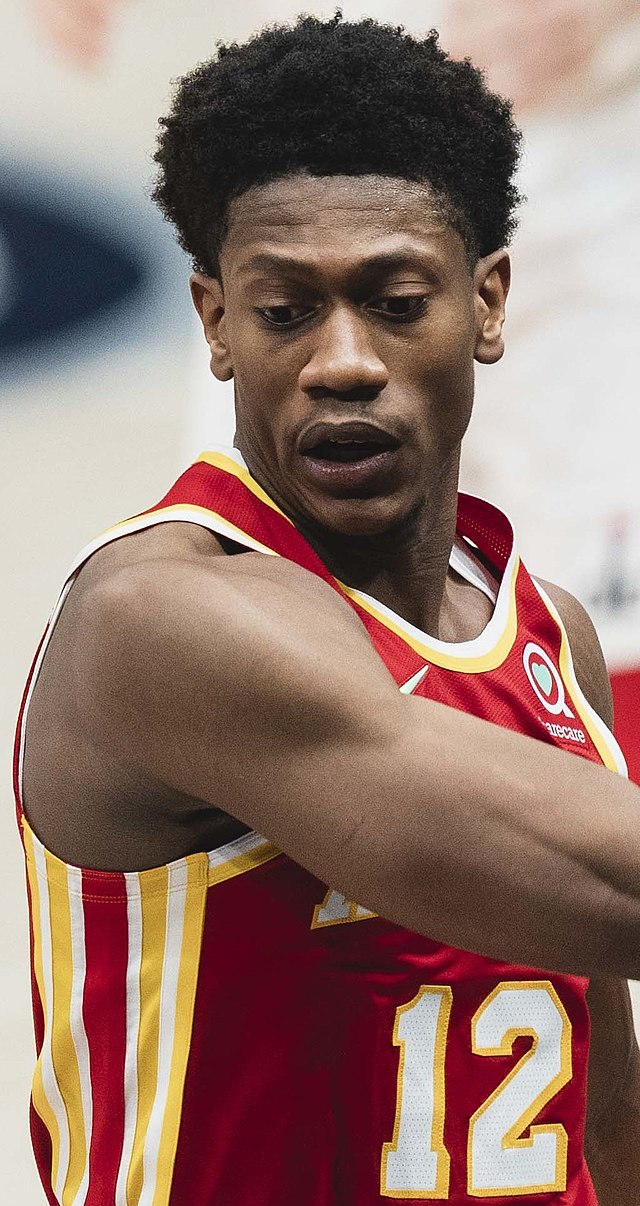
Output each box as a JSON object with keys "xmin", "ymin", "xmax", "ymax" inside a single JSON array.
[
  {"xmin": 373, "ymin": 295, "xmax": 429, "ymax": 320},
  {"xmin": 257, "ymin": 304, "xmax": 311, "ymax": 328},
  {"xmin": 255, "ymin": 294, "xmax": 429, "ymax": 330}
]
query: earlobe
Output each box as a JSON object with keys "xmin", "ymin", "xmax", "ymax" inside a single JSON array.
[
  {"xmin": 189, "ymin": 272, "xmax": 234, "ymax": 382},
  {"xmin": 473, "ymin": 251, "xmax": 511, "ymax": 366}
]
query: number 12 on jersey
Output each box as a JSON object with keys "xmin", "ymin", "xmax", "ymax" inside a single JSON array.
[{"xmin": 380, "ymin": 981, "xmax": 572, "ymax": 1199}]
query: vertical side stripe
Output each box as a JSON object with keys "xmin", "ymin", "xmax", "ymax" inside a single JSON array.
[
  {"xmin": 115, "ymin": 878, "xmax": 143, "ymax": 1206},
  {"xmin": 46, "ymin": 853, "xmax": 85, "ymax": 1201},
  {"xmin": 23, "ymin": 828, "xmax": 62, "ymax": 1186},
  {"xmin": 127, "ymin": 867, "xmax": 169, "ymax": 1206},
  {"xmin": 81, "ymin": 870, "xmax": 128, "ymax": 1203},
  {"xmin": 46, "ymin": 855, "xmax": 88, "ymax": 1204},
  {"xmin": 67, "ymin": 867, "xmax": 93, "ymax": 1205},
  {"xmin": 152, "ymin": 858, "xmax": 207, "ymax": 1204},
  {"xmin": 138, "ymin": 862, "xmax": 190, "ymax": 1206},
  {"xmin": 34, "ymin": 842, "xmax": 71, "ymax": 1201}
]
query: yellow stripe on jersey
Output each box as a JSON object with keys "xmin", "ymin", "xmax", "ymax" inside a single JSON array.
[
  {"xmin": 121, "ymin": 856, "xmax": 208, "ymax": 1206},
  {"xmin": 207, "ymin": 838, "xmax": 281, "ymax": 887},
  {"xmin": 92, "ymin": 451, "xmax": 522, "ymax": 675},
  {"xmin": 196, "ymin": 449, "xmax": 293, "ymax": 520},
  {"xmin": 22, "ymin": 817, "xmax": 277, "ymax": 1205},
  {"xmin": 152, "ymin": 856, "xmax": 208, "ymax": 1206},
  {"xmin": 67, "ymin": 866, "xmax": 94, "ymax": 1205},
  {"xmin": 126, "ymin": 865, "xmax": 169, "ymax": 1206},
  {"xmin": 116, "ymin": 877, "xmax": 143, "ymax": 1206},
  {"xmin": 45, "ymin": 848, "xmax": 88, "ymax": 1204},
  {"xmin": 338, "ymin": 553, "xmax": 521, "ymax": 673},
  {"xmin": 100, "ymin": 503, "xmax": 280, "ymax": 558},
  {"xmin": 22, "ymin": 828, "xmax": 94, "ymax": 1206},
  {"xmin": 23, "ymin": 824, "xmax": 64, "ymax": 1193}
]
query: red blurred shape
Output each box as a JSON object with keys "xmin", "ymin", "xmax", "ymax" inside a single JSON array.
[
  {"xmin": 611, "ymin": 667, "xmax": 640, "ymax": 784},
  {"xmin": 29, "ymin": 0, "xmax": 134, "ymax": 67}
]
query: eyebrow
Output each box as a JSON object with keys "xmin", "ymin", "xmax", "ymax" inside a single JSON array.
[{"xmin": 237, "ymin": 246, "xmax": 443, "ymax": 283}]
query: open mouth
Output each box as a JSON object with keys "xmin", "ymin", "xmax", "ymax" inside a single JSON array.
[
  {"xmin": 297, "ymin": 422, "xmax": 402, "ymax": 492},
  {"xmin": 303, "ymin": 438, "xmax": 396, "ymax": 463}
]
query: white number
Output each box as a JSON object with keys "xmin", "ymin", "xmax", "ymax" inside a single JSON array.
[
  {"xmin": 310, "ymin": 889, "xmax": 376, "ymax": 929},
  {"xmin": 468, "ymin": 982, "xmax": 571, "ymax": 1196},
  {"xmin": 381, "ymin": 981, "xmax": 572, "ymax": 1200},
  {"xmin": 381, "ymin": 987, "xmax": 452, "ymax": 1198}
]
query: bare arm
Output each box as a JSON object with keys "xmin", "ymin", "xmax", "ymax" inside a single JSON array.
[
  {"xmin": 539, "ymin": 578, "xmax": 640, "ymax": 1203},
  {"xmin": 70, "ymin": 552, "xmax": 640, "ymax": 978},
  {"xmin": 585, "ymin": 977, "xmax": 640, "ymax": 1205}
]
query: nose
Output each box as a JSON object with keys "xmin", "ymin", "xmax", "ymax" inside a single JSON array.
[{"xmin": 297, "ymin": 305, "xmax": 389, "ymax": 397}]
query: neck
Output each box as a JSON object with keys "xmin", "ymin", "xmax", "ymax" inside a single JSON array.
[{"xmin": 290, "ymin": 463, "xmax": 461, "ymax": 639}]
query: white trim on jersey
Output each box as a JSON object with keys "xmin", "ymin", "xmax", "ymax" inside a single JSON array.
[{"xmin": 532, "ymin": 578, "xmax": 628, "ymax": 777}]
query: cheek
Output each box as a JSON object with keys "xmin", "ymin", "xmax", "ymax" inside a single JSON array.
[
  {"xmin": 449, "ymin": 303, "xmax": 478, "ymax": 383},
  {"xmin": 233, "ymin": 372, "xmax": 291, "ymax": 458},
  {"xmin": 414, "ymin": 320, "xmax": 476, "ymax": 446},
  {"xmin": 419, "ymin": 319, "xmax": 476, "ymax": 399}
]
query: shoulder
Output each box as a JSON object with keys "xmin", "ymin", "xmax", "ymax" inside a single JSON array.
[
  {"xmin": 533, "ymin": 577, "xmax": 613, "ymax": 730},
  {"xmin": 72, "ymin": 519, "xmax": 226, "ymax": 590}
]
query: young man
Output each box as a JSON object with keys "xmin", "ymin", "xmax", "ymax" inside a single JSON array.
[{"xmin": 15, "ymin": 12, "xmax": 640, "ymax": 1204}]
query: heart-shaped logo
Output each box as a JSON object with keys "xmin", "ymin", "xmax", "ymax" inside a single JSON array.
[
  {"xmin": 532, "ymin": 662, "xmax": 553, "ymax": 697},
  {"xmin": 522, "ymin": 642, "xmax": 574, "ymax": 718}
]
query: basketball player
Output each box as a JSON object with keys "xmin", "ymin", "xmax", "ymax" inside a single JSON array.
[{"xmin": 15, "ymin": 13, "xmax": 640, "ymax": 1205}]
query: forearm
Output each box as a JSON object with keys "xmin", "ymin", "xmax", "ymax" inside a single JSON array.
[
  {"xmin": 286, "ymin": 695, "xmax": 640, "ymax": 978},
  {"xmin": 585, "ymin": 1019, "xmax": 640, "ymax": 1205},
  {"xmin": 83, "ymin": 563, "xmax": 640, "ymax": 979},
  {"xmin": 585, "ymin": 1066, "xmax": 640, "ymax": 1206},
  {"xmin": 586, "ymin": 1121, "xmax": 640, "ymax": 1206}
]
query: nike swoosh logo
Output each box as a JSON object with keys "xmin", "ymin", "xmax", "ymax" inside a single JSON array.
[{"xmin": 399, "ymin": 664, "xmax": 430, "ymax": 694}]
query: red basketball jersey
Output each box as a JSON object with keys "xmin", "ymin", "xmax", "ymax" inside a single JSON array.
[{"xmin": 14, "ymin": 447, "xmax": 627, "ymax": 1206}]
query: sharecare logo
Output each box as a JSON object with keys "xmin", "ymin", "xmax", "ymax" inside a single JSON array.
[
  {"xmin": 543, "ymin": 720, "xmax": 586, "ymax": 744},
  {"xmin": 523, "ymin": 642, "xmax": 575, "ymax": 717}
]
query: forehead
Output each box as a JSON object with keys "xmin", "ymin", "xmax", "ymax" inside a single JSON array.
[{"xmin": 221, "ymin": 173, "xmax": 467, "ymax": 281}]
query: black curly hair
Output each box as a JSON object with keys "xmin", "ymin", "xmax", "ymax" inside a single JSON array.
[{"xmin": 152, "ymin": 10, "xmax": 523, "ymax": 280}]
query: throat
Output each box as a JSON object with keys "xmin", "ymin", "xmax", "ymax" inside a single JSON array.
[
  {"xmin": 303, "ymin": 525, "xmax": 452, "ymax": 638},
  {"xmin": 299, "ymin": 523, "xmax": 496, "ymax": 642}
]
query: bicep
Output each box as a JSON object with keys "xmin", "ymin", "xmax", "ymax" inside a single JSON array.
[
  {"xmin": 72, "ymin": 554, "xmax": 413, "ymax": 880},
  {"xmin": 76, "ymin": 554, "xmax": 399, "ymax": 795}
]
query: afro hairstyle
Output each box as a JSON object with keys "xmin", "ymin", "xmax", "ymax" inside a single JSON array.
[{"xmin": 152, "ymin": 9, "xmax": 523, "ymax": 280}]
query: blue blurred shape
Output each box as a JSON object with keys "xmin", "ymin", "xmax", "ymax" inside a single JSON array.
[
  {"xmin": 0, "ymin": 189, "xmax": 143, "ymax": 354},
  {"xmin": 0, "ymin": 152, "xmax": 189, "ymax": 385}
]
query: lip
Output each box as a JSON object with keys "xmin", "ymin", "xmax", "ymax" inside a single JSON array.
[
  {"xmin": 298, "ymin": 445, "xmax": 401, "ymax": 495},
  {"xmin": 298, "ymin": 419, "xmax": 401, "ymax": 455}
]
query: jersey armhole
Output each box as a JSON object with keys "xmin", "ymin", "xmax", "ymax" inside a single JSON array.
[
  {"xmin": 464, "ymin": 540, "xmax": 501, "ymax": 585},
  {"xmin": 216, "ymin": 532, "xmax": 251, "ymax": 556}
]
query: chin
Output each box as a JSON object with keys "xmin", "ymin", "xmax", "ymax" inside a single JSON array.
[{"xmin": 307, "ymin": 493, "xmax": 413, "ymax": 540}]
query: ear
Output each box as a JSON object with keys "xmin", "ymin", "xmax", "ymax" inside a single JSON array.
[
  {"xmin": 190, "ymin": 272, "xmax": 234, "ymax": 382},
  {"xmin": 473, "ymin": 251, "xmax": 511, "ymax": 365}
]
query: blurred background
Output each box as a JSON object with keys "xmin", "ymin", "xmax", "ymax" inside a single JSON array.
[{"xmin": 1, "ymin": 0, "xmax": 639, "ymax": 1198}]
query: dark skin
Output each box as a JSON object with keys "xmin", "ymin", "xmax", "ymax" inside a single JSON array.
[
  {"xmin": 539, "ymin": 585, "xmax": 640, "ymax": 1204},
  {"xmin": 192, "ymin": 173, "xmax": 510, "ymax": 636},
  {"xmin": 23, "ymin": 173, "xmax": 640, "ymax": 1200}
]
